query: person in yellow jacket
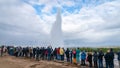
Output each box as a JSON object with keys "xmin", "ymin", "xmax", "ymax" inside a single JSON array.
[{"xmin": 60, "ymin": 48, "xmax": 64, "ymax": 61}]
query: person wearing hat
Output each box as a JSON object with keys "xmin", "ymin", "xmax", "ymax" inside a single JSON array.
[{"xmin": 117, "ymin": 50, "xmax": 120, "ymax": 68}]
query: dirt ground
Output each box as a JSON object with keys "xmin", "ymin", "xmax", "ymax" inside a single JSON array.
[
  {"xmin": 0, "ymin": 55, "xmax": 119, "ymax": 68},
  {"xmin": 0, "ymin": 55, "xmax": 80, "ymax": 68}
]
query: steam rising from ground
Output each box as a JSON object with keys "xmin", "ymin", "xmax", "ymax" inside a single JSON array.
[{"xmin": 50, "ymin": 8, "xmax": 64, "ymax": 47}]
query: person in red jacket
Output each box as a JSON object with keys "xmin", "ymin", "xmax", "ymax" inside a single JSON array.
[{"xmin": 57, "ymin": 47, "xmax": 60, "ymax": 60}]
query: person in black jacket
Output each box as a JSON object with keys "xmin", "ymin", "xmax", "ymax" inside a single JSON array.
[
  {"xmin": 53, "ymin": 48, "xmax": 57, "ymax": 60},
  {"xmin": 87, "ymin": 52, "xmax": 92, "ymax": 68},
  {"xmin": 36, "ymin": 47, "xmax": 40, "ymax": 61},
  {"xmin": 65, "ymin": 48, "xmax": 70, "ymax": 62},
  {"xmin": 104, "ymin": 50, "xmax": 111, "ymax": 68},
  {"xmin": 98, "ymin": 49, "xmax": 104, "ymax": 68},
  {"xmin": 0, "ymin": 46, "xmax": 4, "ymax": 56},
  {"xmin": 41, "ymin": 47, "xmax": 45, "ymax": 60},
  {"xmin": 117, "ymin": 51, "xmax": 120, "ymax": 68},
  {"xmin": 109, "ymin": 48, "xmax": 114, "ymax": 68},
  {"xmin": 33, "ymin": 47, "xmax": 36, "ymax": 58},
  {"xmin": 104, "ymin": 49, "xmax": 114, "ymax": 68},
  {"xmin": 22, "ymin": 47, "xmax": 26, "ymax": 57},
  {"xmin": 93, "ymin": 51, "xmax": 98, "ymax": 68}
]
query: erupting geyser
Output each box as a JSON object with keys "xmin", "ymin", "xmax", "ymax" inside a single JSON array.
[{"xmin": 50, "ymin": 7, "xmax": 64, "ymax": 47}]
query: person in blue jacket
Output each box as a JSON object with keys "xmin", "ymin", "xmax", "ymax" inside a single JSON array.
[
  {"xmin": 10, "ymin": 47, "xmax": 14, "ymax": 56},
  {"xmin": 47, "ymin": 46, "xmax": 52, "ymax": 61},
  {"xmin": 81, "ymin": 50, "xmax": 86, "ymax": 66}
]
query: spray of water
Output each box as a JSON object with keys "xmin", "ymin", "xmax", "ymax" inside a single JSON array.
[{"xmin": 50, "ymin": 7, "xmax": 64, "ymax": 47}]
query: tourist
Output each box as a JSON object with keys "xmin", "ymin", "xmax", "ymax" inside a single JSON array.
[
  {"xmin": 51, "ymin": 49, "xmax": 54, "ymax": 60},
  {"xmin": 104, "ymin": 50, "xmax": 111, "ymax": 68},
  {"xmin": 76, "ymin": 48, "xmax": 80, "ymax": 64},
  {"xmin": 87, "ymin": 52, "xmax": 93, "ymax": 68},
  {"xmin": 0, "ymin": 46, "xmax": 4, "ymax": 56},
  {"xmin": 26, "ymin": 47, "xmax": 29, "ymax": 58},
  {"xmin": 33, "ymin": 47, "xmax": 36, "ymax": 58},
  {"xmin": 3, "ymin": 46, "xmax": 7, "ymax": 56},
  {"xmin": 7, "ymin": 46, "xmax": 10, "ymax": 55},
  {"xmin": 73, "ymin": 49, "xmax": 76, "ymax": 64},
  {"xmin": 39, "ymin": 47, "xmax": 43, "ymax": 60},
  {"xmin": 29, "ymin": 47, "xmax": 33, "ymax": 58},
  {"xmin": 109, "ymin": 48, "xmax": 114, "ymax": 68},
  {"xmin": 47, "ymin": 46, "xmax": 52, "ymax": 61},
  {"xmin": 104, "ymin": 49, "xmax": 114, "ymax": 68},
  {"xmin": 18, "ymin": 47, "xmax": 22, "ymax": 57},
  {"xmin": 117, "ymin": 51, "xmax": 120, "ymax": 68},
  {"xmin": 98, "ymin": 49, "xmax": 104, "ymax": 68},
  {"xmin": 22, "ymin": 47, "xmax": 25, "ymax": 57},
  {"xmin": 60, "ymin": 47, "xmax": 64, "ymax": 61},
  {"xmin": 23, "ymin": 47, "xmax": 29, "ymax": 58},
  {"xmin": 53, "ymin": 48, "xmax": 57, "ymax": 60},
  {"xmin": 65, "ymin": 48, "xmax": 70, "ymax": 62},
  {"xmin": 81, "ymin": 50, "xmax": 86, "ymax": 66},
  {"xmin": 36, "ymin": 47, "xmax": 40, "ymax": 61},
  {"xmin": 0, "ymin": 47, "xmax": 1, "ymax": 56},
  {"xmin": 70, "ymin": 49, "xmax": 73, "ymax": 63},
  {"xmin": 44, "ymin": 47, "xmax": 48, "ymax": 60},
  {"xmin": 9, "ymin": 46, "xmax": 14, "ymax": 56},
  {"xmin": 57, "ymin": 47, "xmax": 60, "ymax": 60},
  {"xmin": 14, "ymin": 47, "xmax": 19, "ymax": 57},
  {"xmin": 93, "ymin": 51, "xmax": 98, "ymax": 68}
]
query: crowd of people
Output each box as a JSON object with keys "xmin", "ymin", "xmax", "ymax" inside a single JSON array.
[{"xmin": 0, "ymin": 45, "xmax": 120, "ymax": 68}]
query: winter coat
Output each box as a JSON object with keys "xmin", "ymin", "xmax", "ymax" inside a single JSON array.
[
  {"xmin": 47, "ymin": 48, "xmax": 52, "ymax": 54},
  {"xmin": 60, "ymin": 48, "xmax": 64, "ymax": 55},
  {"xmin": 76, "ymin": 49, "xmax": 80, "ymax": 56},
  {"xmin": 57, "ymin": 48, "xmax": 60, "ymax": 54},
  {"xmin": 65, "ymin": 50, "xmax": 70, "ymax": 58},
  {"xmin": 105, "ymin": 51, "xmax": 114, "ymax": 63},
  {"xmin": 98, "ymin": 51, "xmax": 104, "ymax": 60},
  {"xmin": 81, "ymin": 52, "xmax": 86, "ymax": 60},
  {"xmin": 117, "ymin": 52, "xmax": 120, "ymax": 60},
  {"xmin": 109, "ymin": 51, "xmax": 114, "ymax": 60},
  {"xmin": 87, "ymin": 54, "xmax": 92, "ymax": 62},
  {"xmin": 104, "ymin": 52, "xmax": 111, "ymax": 62},
  {"xmin": 73, "ymin": 50, "xmax": 76, "ymax": 58},
  {"xmin": 93, "ymin": 53, "xmax": 98, "ymax": 61}
]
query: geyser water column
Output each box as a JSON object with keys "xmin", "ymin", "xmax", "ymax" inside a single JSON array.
[{"xmin": 50, "ymin": 7, "xmax": 64, "ymax": 47}]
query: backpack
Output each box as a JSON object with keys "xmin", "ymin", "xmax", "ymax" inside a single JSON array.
[{"xmin": 73, "ymin": 51, "xmax": 76, "ymax": 54}]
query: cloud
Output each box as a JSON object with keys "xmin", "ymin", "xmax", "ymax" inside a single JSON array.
[
  {"xmin": 62, "ymin": 0, "xmax": 120, "ymax": 45},
  {"xmin": 0, "ymin": 0, "xmax": 50, "ymax": 45},
  {"xmin": 0, "ymin": 0, "xmax": 120, "ymax": 46}
]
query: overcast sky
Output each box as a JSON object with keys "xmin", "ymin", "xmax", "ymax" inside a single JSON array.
[{"xmin": 0, "ymin": 0, "xmax": 120, "ymax": 47}]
